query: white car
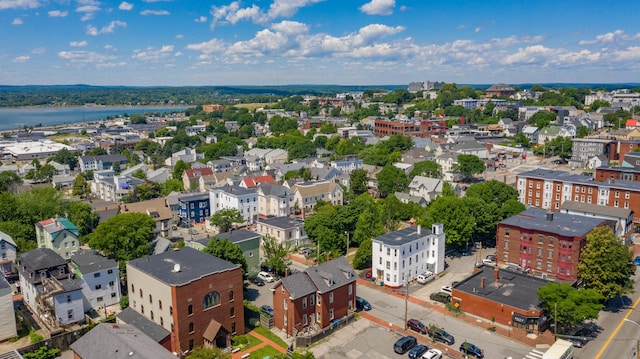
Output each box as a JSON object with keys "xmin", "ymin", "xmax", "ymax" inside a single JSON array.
[
  {"xmin": 440, "ymin": 286, "xmax": 452, "ymax": 295},
  {"xmin": 257, "ymin": 271, "xmax": 275, "ymax": 283},
  {"xmin": 416, "ymin": 271, "xmax": 435, "ymax": 284},
  {"xmin": 421, "ymin": 348, "xmax": 443, "ymax": 359},
  {"xmin": 482, "ymin": 258, "xmax": 496, "ymax": 267}
]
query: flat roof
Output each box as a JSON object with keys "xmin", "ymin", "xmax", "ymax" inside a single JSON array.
[
  {"xmin": 372, "ymin": 226, "xmax": 432, "ymax": 246},
  {"xmin": 518, "ymin": 168, "xmax": 640, "ymax": 191},
  {"xmin": 258, "ymin": 216, "xmax": 303, "ymax": 230},
  {"xmin": 560, "ymin": 200, "xmax": 632, "ymax": 218},
  {"xmin": 500, "ymin": 207, "xmax": 605, "ymax": 237}
]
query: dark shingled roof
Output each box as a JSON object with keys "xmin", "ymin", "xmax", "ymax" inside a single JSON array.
[
  {"xmin": 127, "ymin": 247, "xmax": 239, "ymax": 286},
  {"xmin": 215, "ymin": 229, "xmax": 261, "ymax": 244},
  {"xmin": 70, "ymin": 250, "xmax": 117, "ymax": 274},
  {"xmin": 499, "ymin": 207, "xmax": 606, "ymax": 237},
  {"xmin": 258, "ymin": 216, "xmax": 304, "ymax": 230},
  {"xmin": 279, "ymin": 272, "xmax": 317, "ymax": 300},
  {"xmin": 0, "ymin": 276, "xmax": 10, "ymax": 290},
  {"xmin": 372, "ymin": 226, "xmax": 432, "ymax": 246},
  {"xmin": 304, "ymin": 256, "xmax": 356, "ymax": 294},
  {"xmin": 70, "ymin": 323, "xmax": 175, "ymax": 359},
  {"xmin": 116, "ymin": 307, "xmax": 170, "ymax": 343},
  {"xmin": 18, "ymin": 248, "xmax": 67, "ymax": 271}
]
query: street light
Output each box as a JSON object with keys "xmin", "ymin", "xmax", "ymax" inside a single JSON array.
[{"xmin": 345, "ymin": 231, "xmax": 350, "ymax": 256}]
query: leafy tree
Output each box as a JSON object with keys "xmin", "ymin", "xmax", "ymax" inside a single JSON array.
[
  {"xmin": 576, "ymin": 125, "xmax": 590, "ymax": 138},
  {"xmin": 514, "ymin": 132, "xmax": 531, "ymax": 148},
  {"xmin": 210, "ymin": 208, "xmax": 244, "ymax": 232},
  {"xmin": 303, "ymin": 205, "xmax": 344, "ymax": 259},
  {"xmin": 353, "ymin": 238, "xmax": 372, "ymax": 270},
  {"xmin": 578, "ymin": 226, "xmax": 634, "ymax": 300},
  {"xmin": 134, "ymin": 181, "xmax": 163, "ymax": 201},
  {"xmin": 162, "ymin": 178, "xmax": 184, "ymax": 195},
  {"xmin": 186, "ymin": 346, "xmax": 231, "ymax": 359},
  {"xmin": 442, "ymin": 181, "xmax": 456, "ymax": 197},
  {"xmin": 112, "ymin": 161, "xmax": 121, "ymax": 175},
  {"xmin": 528, "ymin": 111, "xmax": 556, "ymax": 128},
  {"xmin": 0, "ymin": 220, "xmax": 36, "ymax": 253},
  {"xmin": 87, "ymin": 213, "xmax": 155, "ymax": 268},
  {"xmin": 537, "ymin": 283, "xmax": 603, "ymax": 332},
  {"xmin": 65, "ymin": 201, "xmax": 99, "ymax": 236},
  {"xmin": 588, "ymin": 99, "xmax": 610, "ymax": 111},
  {"xmin": 131, "ymin": 168, "xmax": 147, "ymax": 180},
  {"xmin": 0, "ymin": 171, "xmax": 22, "ymax": 193},
  {"xmin": 376, "ymin": 165, "xmax": 409, "ymax": 198},
  {"xmin": 453, "ymin": 154, "xmax": 485, "ymax": 179},
  {"xmin": 409, "ymin": 160, "xmax": 442, "ymax": 179},
  {"xmin": 319, "ymin": 122, "xmax": 337, "ymax": 134},
  {"xmin": 269, "ymin": 115, "xmax": 298, "ymax": 134},
  {"xmin": 85, "ymin": 147, "xmax": 108, "ymax": 156},
  {"xmin": 72, "ymin": 174, "xmax": 90, "ymax": 198},
  {"xmin": 23, "ymin": 346, "xmax": 60, "ymax": 359},
  {"xmin": 349, "ymin": 168, "xmax": 369, "ymax": 197},
  {"xmin": 421, "ymin": 196, "xmax": 474, "ymax": 247},
  {"xmin": 120, "ymin": 295, "xmax": 129, "ymax": 309},
  {"xmin": 273, "ymin": 351, "xmax": 316, "ymax": 359},
  {"xmin": 262, "ymin": 234, "xmax": 292, "ymax": 276},
  {"xmin": 353, "ymin": 204, "xmax": 384, "ymax": 247},
  {"xmin": 48, "ymin": 148, "xmax": 78, "ymax": 170},
  {"xmin": 203, "ymin": 237, "xmax": 247, "ymax": 276},
  {"xmin": 465, "ymin": 180, "xmax": 519, "ymax": 205}
]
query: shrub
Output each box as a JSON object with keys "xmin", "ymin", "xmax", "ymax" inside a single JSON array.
[{"xmin": 28, "ymin": 330, "xmax": 43, "ymax": 344}]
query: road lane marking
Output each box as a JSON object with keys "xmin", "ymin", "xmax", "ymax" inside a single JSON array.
[{"xmin": 594, "ymin": 295, "xmax": 640, "ymax": 359}]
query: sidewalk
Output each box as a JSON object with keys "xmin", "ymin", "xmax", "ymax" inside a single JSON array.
[{"xmin": 231, "ymin": 329, "xmax": 287, "ymax": 359}]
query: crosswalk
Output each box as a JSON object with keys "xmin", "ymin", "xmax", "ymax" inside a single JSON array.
[{"xmin": 524, "ymin": 349, "xmax": 545, "ymax": 359}]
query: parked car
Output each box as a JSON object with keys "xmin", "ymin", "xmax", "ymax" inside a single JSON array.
[
  {"xmin": 393, "ymin": 335, "xmax": 417, "ymax": 354},
  {"xmin": 428, "ymin": 327, "xmax": 454, "ymax": 345},
  {"xmin": 365, "ymin": 269, "xmax": 373, "ymax": 279},
  {"xmin": 440, "ymin": 286, "xmax": 452, "ymax": 295},
  {"xmin": 260, "ymin": 305, "xmax": 274, "ymax": 317},
  {"xmin": 568, "ymin": 337, "xmax": 587, "ymax": 348},
  {"xmin": 429, "ymin": 292, "xmax": 451, "ymax": 304},
  {"xmin": 634, "ymin": 256, "xmax": 640, "ymax": 266},
  {"xmin": 459, "ymin": 341, "xmax": 484, "ymax": 358},
  {"xmin": 421, "ymin": 348, "xmax": 443, "ymax": 359},
  {"xmin": 257, "ymin": 271, "xmax": 275, "ymax": 283},
  {"xmin": 482, "ymin": 258, "xmax": 496, "ymax": 266},
  {"xmin": 355, "ymin": 296, "xmax": 371, "ymax": 311},
  {"xmin": 407, "ymin": 344, "xmax": 429, "ymax": 359},
  {"xmin": 416, "ymin": 271, "xmax": 435, "ymax": 284},
  {"xmin": 572, "ymin": 326, "xmax": 597, "ymax": 339},
  {"xmin": 486, "ymin": 254, "xmax": 496, "ymax": 262},
  {"xmin": 407, "ymin": 319, "xmax": 427, "ymax": 335},
  {"xmin": 298, "ymin": 247, "xmax": 313, "ymax": 257},
  {"xmin": 249, "ymin": 275, "xmax": 265, "ymax": 286}
]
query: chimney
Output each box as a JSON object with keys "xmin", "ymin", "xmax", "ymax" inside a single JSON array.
[
  {"xmin": 494, "ymin": 267, "xmax": 499, "ymax": 282},
  {"xmin": 417, "ymin": 225, "xmax": 421, "ymax": 235},
  {"xmin": 480, "ymin": 277, "xmax": 485, "ymax": 288},
  {"xmin": 164, "ymin": 198, "xmax": 168, "ymax": 208},
  {"xmin": 546, "ymin": 211, "xmax": 554, "ymax": 222}
]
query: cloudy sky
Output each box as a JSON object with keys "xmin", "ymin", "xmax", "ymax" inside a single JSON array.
[{"xmin": 1, "ymin": 0, "xmax": 639, "ymax": 86}]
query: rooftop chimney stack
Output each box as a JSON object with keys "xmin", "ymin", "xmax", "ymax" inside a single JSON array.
[
  {"xmin": 546, "ymin": 211, "xmax": 554, "ymax": 222},
  {"xmin": 480, "ymin": 277, "xmax": 485, "ymax": 288},
  {"xmin": 494, "ymin": 266, "xmax": 500, "ymax": 283}
]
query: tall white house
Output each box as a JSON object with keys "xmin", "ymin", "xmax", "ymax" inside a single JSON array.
[
  {"xmin": 371, "ymin": 224, "xmax": 445, "ymax": 288},
  {"xmin": 69, "ymin": 250, "xmax": 122, "ymax": 313},
  {"xmin": 209, "ymin": 185, "xmax": 259, "ymax": 225}
]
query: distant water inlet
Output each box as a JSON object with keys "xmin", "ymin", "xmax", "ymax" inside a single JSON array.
[{"xmin": 0, "ymin": 106, "xmax": 187, "ymax": 131}]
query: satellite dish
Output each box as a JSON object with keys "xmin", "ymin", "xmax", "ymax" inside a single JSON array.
[{"xmin": 173, "ymin": 263, "xmax": 181, "ymax": 272}]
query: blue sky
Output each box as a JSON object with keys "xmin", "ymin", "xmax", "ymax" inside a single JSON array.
[{"xmin": 1, "ymin": 0, "xmax": 639, "ymax": 86}]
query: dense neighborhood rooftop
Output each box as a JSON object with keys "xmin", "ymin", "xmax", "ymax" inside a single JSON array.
[{"xmin": 499, "ymin": 207, "xmax": 607, "ymax": 237}]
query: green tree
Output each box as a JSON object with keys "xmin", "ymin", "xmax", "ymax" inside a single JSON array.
[
  {"xmin": 36, "ymin": 164, "xmax": 57, "ymax": 183},
  {"xmin": 134, "ymin": 181, "xmax": 163, "ymax": 201},
  {"xmin": 578, "ymin": 226, "xmax": 634, "ymax": 300},
  {"xmin": 72, "ymin": 174, "xmax": 90, "ymax": 198},
  {"xmin": 453, "ymin": 154, "xmax": 485, "ymax": 179},
  {"xmin": 162, "ymin": 178, "xmax": 184, "ymax": 195},
  {"xmin": 87, "ymin": 213, "xmax": 155, "ymax": 267},
  {"xmin": 349, "ymin": 168, "xmax": 369, "ymax": 197},
  {"xmin": 269, "ymin": 115, "xmax": 298, "ymax": 134},
  {"xmin": 186, "ymin": 346, "xmax": 231, "ymax": 359},
  {"xmin": 23, "ymin": 346, "xmax": 60, "ymax": 359},
  {"xmin": 131, "ymin": 168, "xmax": 147, "ymax": 180},
  {"xmin": 352, "ymin": 237, "xmax": 372, "ymax": 270},
  {"xmin": 537, "ymin": 283, "xmax": 603, "ymax": 332},
  {"xmin": 262, "ymin": 234, "xmax": 292, "ymax": 276},
  {"xmin": 48, "ymin": 148, "xmax": 78, "ymax": 170},
  {"xmin": 65, "ymin": 201, "xmax": 99, "ymax": 236},
  {"xmin": 0, "ymin": 171, "xmax": 22, "ymax": 193},
  {"xmin": 376, "ymin": 165, "xmax": 409, "ymax": 198},
  {"xmin": 119, "ymin": 295, "xmax": 129, "ymax": 309},
  {"xmin": 203, "ymin": 237, "xmax": 247, "ymax": 275},
  {"xmin": 576, "ymin": 125, "xmax": 590, "ymax": 138},
  {"xmin": 465, "ymin": 180, "xmax": 519, "ymax": 205},
  {"xmin": 210, "ymin": 208, "xmax": 244, "ymax": 233},
  {"xmin": 528, "ymin": 111, "xmax": 556, "ymax": 128},
  {"xmin": 421, "ymin": 196, "xmax": 474, "ymax": 247},
  {"xmin": 409, "ymin": 160, "xmax": 442, "ymax": 179}
]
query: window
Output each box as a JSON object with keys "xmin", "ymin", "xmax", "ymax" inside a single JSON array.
[
  {"xmin": 310, "ymin": 295, "xmax": 314, "ymax": 306},
  {"xmin": 329, "ymin": 292, "xmax": 334, "ymax": 304},
  {"xmin": 316, "ymin": 294, "xmax": 321, "ymax": 305},
  {"xmin": 386, "ymin": 248, "xmax": 390, "ymax": 255},
  {"xmin": 316, "ymin": 312, "xmax": 321, "ymax": 323},
  {"xmin": 188, "ymin": 305, "xmax": 193, "ymax": 316},
  {"xmin": 549, "ymin": 237, "xmax": 555, "ymax": 246},
  {"xmin": 537, "ymin": 248, "xmax": 543, "ymax": 256},
  {"xmin": 189, "ymin": 322, "xmax": 194, "ymax": 333},
  {"xmin": 546, "ymin": 263, "xmax": 552, "ymax": 271},
  {"xmin": 149, "ymin": 294, "xmax": 153, "ymax": 304},
  {"xmin": 95, "ymin": 284, "xmax": 102, "ymax": 290},
  {"xmin": 504, "ymin": 241, "xmax": 509, "ymax": 249},
  {"xmin": 141, "ymin": 305, "xmax": 145, "ymax": 314},
  {"xmin": 548, "ymin": 250, "xmax": 553, "ymax": 259},
  {"xmin": 111, "ymin": 293, "xmax": 116, "ymax": 298},
  {"xmin": 109, "ymin": 281, "xmax": 114, "ymax": 287},
  {"xmin": 169, "ymin": 306, "xmax": 173, "ymax": 315},
  {"xmin": 230, "ymin": 307, "xmax": 235, "ymax": 317},
  {"xmin": 139, "ymin": 289, "xmax": 143, "ymax": 298},
  {"xmin": 536, "ymin": 260, "xmax": 542, "ymax": 269},
  {"xmin": 203, "ymin": 291, "xmax": 221, "ymax": 309},
  {"xmin": 303, "ymin": 314, "xmax": 308, "ymax": 325},
  {"xmin": 538, "ymin": 235, "xmax": 543, "ymax": 244},
  {"xmin": 131, "ymin": 284, "xmax": 135, "ymax": 293},
  {"xmin": 159, "ymin": 300, "xmax": 162, "ymax": 310},
  {"xmin": 161, "ymin": 317, "xmax": 164, "ymax": 326},
  {"xmin": 284, "ymin": 298, "xmax": 288, "ymax": 310},
  {"xmin": 302, "ymin": 298, "xmax": 307, "ymax": 309},
  {"xmin": 67, "ymin": 295, "xmax": 71, "ymax": 303},
  {"xmin": 189, "ymin": 340, "xmax": 194, "ymax": 351},
  {"xmin": 68, "ymin": 309, "xmax": 74, "ymax": 320},
  {"xmin": 151, "ymin": 311, "xmax": 154, "ymax": 320},
  {"xmin": 386, "ymin": 261, "xmax": 390, "ymax": 270},
  {"xmin": 329, "ymin": 308, "xmax": 334, "ymax": 320},
  {"xmin": 231, "ymin": 322, "xmax": 236, "ymax": 334},
  {"xmin": 94, "ymin": 272, "xmax": 101, "ymax": 278},
  {"xmin": 348, "ymin": 285, "xmax": 352, "ymax": 296},
  {"xmin": 97, "ymin": 296, "xmax": 103, "ymax": 302},
  {"xmin": 229, "ymin": 290, "xmax": 234, "ymax": 302}
]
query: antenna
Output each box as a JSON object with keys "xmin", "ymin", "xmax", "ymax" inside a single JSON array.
[{"xmin": 173, "ymin": 263, "xmax": 181, "ymax": 272}]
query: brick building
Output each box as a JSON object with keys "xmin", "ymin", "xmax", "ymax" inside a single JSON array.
[
  {"xmin": 496, "ymin": 207, "xmax": 609, "ymax": 282},
  {"xmin": 373, "ymin": 118, "xmax": 447, "ymax": 138},
  {"xmin": 126, "ymin": 247, "xmax": 244, "ymax": 354},
  {"xmin": 271, "ymin": 257, "xmax": 356, "ymax": 337}
]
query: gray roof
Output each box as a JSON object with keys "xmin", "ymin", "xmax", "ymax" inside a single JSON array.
[
  {"xmin": 0, "ymin": 350, "xmax": 23, "ymax": 359},
  {"xmin": 60, "ymin": 277, "xmax": 83, "ymax": 292},
  {"xmin": 279, "ymin": 272, "xmax": 317, "ymax": 300},
  {"xmin": 518, "ymin": 168, "xmax": 640, "ymax": 191},
  {"xmin": 0, "ymin": 230, "xmax": 16, "ymax": 247},
  {"xmin": 373, "ymin": 226, "xmax": 432, "ymax": 247},
  {"xmin": 116, "ymin": 307, "xmax": 171, "ymax": 343},
  {"xmin": 70, "ymin": 250, "xmax": 117, "ymax": 274},
  {"xmin": 79, "ymin": 154, "xmax": 127, "ymax": 163},
  {"xmin": 257, "ymin": 184, "xmax": 290, "ymax": 197},
  {"xmin": 0, "ymin": 276, "xmax": 10, "ymax": 290},
  {"xmin": 499, "ymin": 207, "xmax": 606, "ymax": 237},
  {"xmin": 454, "ymin": 265, "xmax": 547, "ymax": 312},
  {"xmin": 70, "ymin": 323, "xmax": 175, "ymax": 359},
  {"xmin": 560, "ymin": 200, "xmax": 632, "ymax": 218},
  {"xmin": 178, "ymin": 192, "xmax": 209, "ymax": 202},
  {"xmin": 258, "ymin": 216, "xmax": 304, "ymax": 230},
  {"xmin": 215, "ymin": 229, "xmax": 261, "ymax": 244},
  {"xmin": 151, "ymin": 236, "xmax": 173, "ymax": 255},
  {"xmin": 305, "ymin": 256, "xmax": 356, "ymax": 294},
  {"xmin": 127, "ymin": 247, "xmax": 239, "ymax": 286},
  {"xmin": 211, "ymin": 184, "xmax": 257, "ymax": 196},
  {"xmin": 18, "ymin": 248, "xmax": 67, "ymax": 272}
]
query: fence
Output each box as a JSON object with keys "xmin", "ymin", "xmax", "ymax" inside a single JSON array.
[
  {"xmin": 17, "ymin": 326, "xmax": 91, "ymax": 355},
  {"xmin": 294, "ymin": 313, "xmax": 355, "ymax": 348}
]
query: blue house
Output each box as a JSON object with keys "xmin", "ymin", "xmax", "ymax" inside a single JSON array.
[{"xmin": 178, "ymin": 193, "xmax": 210, "ymax": 227}]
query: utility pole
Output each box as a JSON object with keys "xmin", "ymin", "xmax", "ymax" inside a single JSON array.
[
  {"xmin": 404, "ymin": 279, "xmax": 409, "ymax": 330},
  {"xmin": 554, "ymin": 302, "xmax": 557, "ymax": 336},
  {"xmin": 345, "ymin": 231, "xmax": 350, "ymax": 257}
]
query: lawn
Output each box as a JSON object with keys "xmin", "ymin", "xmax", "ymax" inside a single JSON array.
[
  {"xmin": 249, "ymin": 345, "xmax": 283, "ymax": 358},
  {"xmin": 253, "ymin": 326, "xmax": 288, "ymax": 349},
  {"xmin": 245, "ymin": 334, "xmax": 262, "ymax": 350}
]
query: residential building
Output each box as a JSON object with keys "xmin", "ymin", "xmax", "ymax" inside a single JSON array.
[
  {"xmin": 485, "ymin": 83, "xmax": 515, "ymax": 98},
  {"xmin": 126, "ymin": 247, "xmax": 244, "ymax": 353},
  {"xmin": 120, "ymin": 198, "xmax": 173, "ymax": 238},
  {"xmin": 17, "ymin": 248, "xmax": 84, "ymax": 328},
  {"xmin": 290, "ymin": 180, "xmax": 343, "ymax": 213},
  {"xmin": 570, "ymin": 138, "xmax": 614, "ymax": 168},
  {"xmin": 91, "ymin": 170, "xmax": 144, "ymax": 202},
  {"xmin": 178, "ymin": 193, "xmax": 210, "ymax": 227},
  {"xmin": 198, "ymin": 172, "xmax": 235, "ymax": 192},
  {"xmin": 69, "ymin": 250, "xmax": 121, "ymax": 313},
  {"xmin": 70, "ymin": 323, "xmax": 176, "ymax": 359},
  {"xmin": 240, "ymin": 175, "xmax": 275, "ymax": 188},
  {"xmin": 255, "ymin": 217, "xmax": 308, "ymax": 247},
  {"xmin": 165, "ymin": 147, "xmax": 204, "ymax": 168},
  {"xmin": 496, "ymin": 207, "xmax": 608, "ymax": 281},
  {"xmin": 371, "ymin": 224, "xmax": 445, "ymax": 288},
  {"xmin": 393, "ymin": 192, "xmax": 428, "ymax": 207},
  {"xmin": 185, "ymin": 125, "xmax": 206, "ymax": 137},
  {"xmin": 209, "ymin": 185, "xmax": 258, "ymax": 225},
  {"xmin": 521, "ymin": 126, "xmax": 539, "ymax": 145},
  {"xmin": 271, "ymin": 257, "xmax": 356, "ymax": 337},
  {"xmin": 560, "ymin": 201, "xmax": 633, "ymax": 239},
  {"xmin": 78, "ymin": 155, "xmax": 128, "ymax": 173},
  {"xmin": 435, "ymin": 152, "xmax": 460, "ymax": 182},
  {"xmin": 35, "ymin": 218, "xmax": 80, "ymax": 259},
  {"xmin": 116, "ymin": 307, "xmax": 172, "ymax": 351},
  {"xmin": 183, "ymin": 167, "xmax": 215, "ymax": 191},
  {"xmin": 257, "ymin": 184, "xmax": 295, "ymax": 218},
  {"xmin": 330, "ymin": 159, "xmax": 363, "ymax": 174},
  {"xmin": 0, "ymin": 231, "xmax": 17, "ymax": 278},
  {"xmin": 208, "ymin": 159, "xmax": 232, "ymax": 173},
  {"xmin": 0, "ymin": 276, "xmax": 17, "ymax": 341},
  {"xmin": 408, "ymin": 176, "xmax": 446, "ymax": 202},
  {"xmin": 188, "ymin": 230, "xmax": 261, "ymax": 273}
]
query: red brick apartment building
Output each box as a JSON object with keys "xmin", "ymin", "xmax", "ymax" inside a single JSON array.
[
  {"xmin": 516, "ymin": 168, "xmax": 640, "ymax": 231},
  {"xmin": 496, "ymin": 207, "xmax": 608, "ymax": 282},
  {"xmin": 271, "ymin": 257, "xmax": 356, "ymax": 337},
  {"xmin": 126, "ymin": 247, "xmax": 244, "ymax": 354},
  {"xmin": 373, "ymin": 118, "xmax": 447, "ymax": 138}
]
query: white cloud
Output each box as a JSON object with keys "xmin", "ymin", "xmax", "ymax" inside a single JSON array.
[
  {"xmin": 12, "ymin": 55, "xmax": 30, "ymax": 62},
  {"xmin": 48, "ymin": 10, "xmax": 68, "ymax": 17},
  {"xmin": 210, "ymin": 0, "xmax": 323, "ymax": 28},
  {"xmin": 140, "ymin": 9, "xmax": 170, "ymax": 16},
  {"xmin": 266, "ymin": 0, "xmax": 324, "ymax": 19},
  {"xmin": 194, "ymin": 16, "xmax": 207, "ymax": 23},
  {"xmin": 12, "ymin": 18, "xmax": 23, "ymax": 25},
  {"xmin": 578, "ymin": 30, "xmax": 640, "ymax": 46},
  {"xmin": 58, "ymin": 50, "xmax": 117, "ymax": 63},
  {"xmin": 270, "ymin": 21, "xmax": 308, "ymax": 36},
  {"xmin": 501, "ymin": 45, "xmax": 560, "ymax": 65},
  {"xmin": 118, "ymin": 1, "xmax": 133, "ymax": 10},
  {"xmin": 104, "ymin": 44, "xmax": 114, "ymax": 49},
  {"xmin": 0, "ymin": 0, "xmax": 39, "ymax": 10},
  {"xmin": 359, "ymin": 0, "xmax": 395, "ymax": 15},
  {"xmin": 87, "ymin": 20, "xmax": 126, "ymax": 36},
  {"xmin": 31, "ymin": 48, "xmax": 45, "ymax": 54},
  {"xmin": 132, "ymin": 45, "xmax": 174, "ymax": 61},
  {"xmin": 96, "ymin": 62, "xmax": 127, "ymax": 69},
  {"xmin": 76, "ymin": 4, "xmax": 101, "ymax": 21},
  {"xmin": 70, "ymin": 40, "xmax": 88, "ymax": 47},
  {"xmin": 174, "ymin": 52, "xmax": 183, "ymax": 57},
  {"xmin": 185, "ymin": 38, "xmax": 226, "ymax": 58},
  {"xmin": 175, "ymin": 34, "xmax": 183, "ymax": 39}
]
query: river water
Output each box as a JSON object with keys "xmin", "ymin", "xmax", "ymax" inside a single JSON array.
[{"xmin": 0, "ymin": 106, "xmax": 187, "ymax": 131}]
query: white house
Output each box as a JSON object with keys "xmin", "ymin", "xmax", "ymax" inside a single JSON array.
[
  {"xmin": 330, "ymin": 159, "xmax": 363, "ymax": 174},
  {"xmin": 165, "ymin": 147, "xmax": 204, "ymax": 167},
  {"xmin": 69, "ymin": 250, "xmax": 121, "ymax": 313},
  {"xmin": 371, "ymin": 224, "xmax": 445, "ymax": 288},
  {"xmin": 257, "ymin": 184, "xmax": 295, "ymax": 218},
  {"xmin": 290, "ymin": 180, "xmax": 344, "ymax": 212},
  {"xmin": 435, "ymin": 152, "xmax": 461, "ymax": 182},
  {"xmin": 185, "ymin": 124, "xmax": 206, "ymax": 136},
  {"xmin": 255, "ymin": 216, "xmax": 308, "ymax": 247},
  {"xmin": 0, "ymin": 276, "xmax": 17, "ymax": 341},
  {"xmin": 0, "ymin": 231, "xmax": 17, "ymax": 278},
  {"xmin": 209, "ymin": 185, "xmax": 259, "ymax": 225},
  {"xmin": 409, "ymin": 176, "xmax": 445, "ymax": 202}
]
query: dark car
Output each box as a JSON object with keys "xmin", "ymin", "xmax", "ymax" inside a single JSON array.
[
  {"xmin": 406, "ymin": 319, "xmax": 427, "ymax": 335},
  {"xmin": 355, "ymin": 296, "xmax": 372, "ymax": 311},
  {"xmin": 459, "ymin": 341, "xmax": 484, "ymax": 358},
  {"xmin": 429, "ymin": 292, "xmax": 451, "ymax": 304},
  {"xmin": 569, "ymin": 337, "xmax": 587, "ymax": 348},
  {"xmin": 393, "ymin": 335, "xmax": 417, "ymax": 354},
  {"xmin": 260, "ymin": 305, "xmax": 274, "ymax": 317},
  {"xmin": 572, "ymin": 326, "xmax": 597, "ymax": 339},
  {"xmin": 407, "ymin": 344, "xmax": 429, "ymax": 359},
  {"xmin": 429, "ymin": 327, "xmax": 455, "ymax": 345},
  {"xmin": 250, "ymin": 275, "xmax": 265, "ymax": 286}
]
